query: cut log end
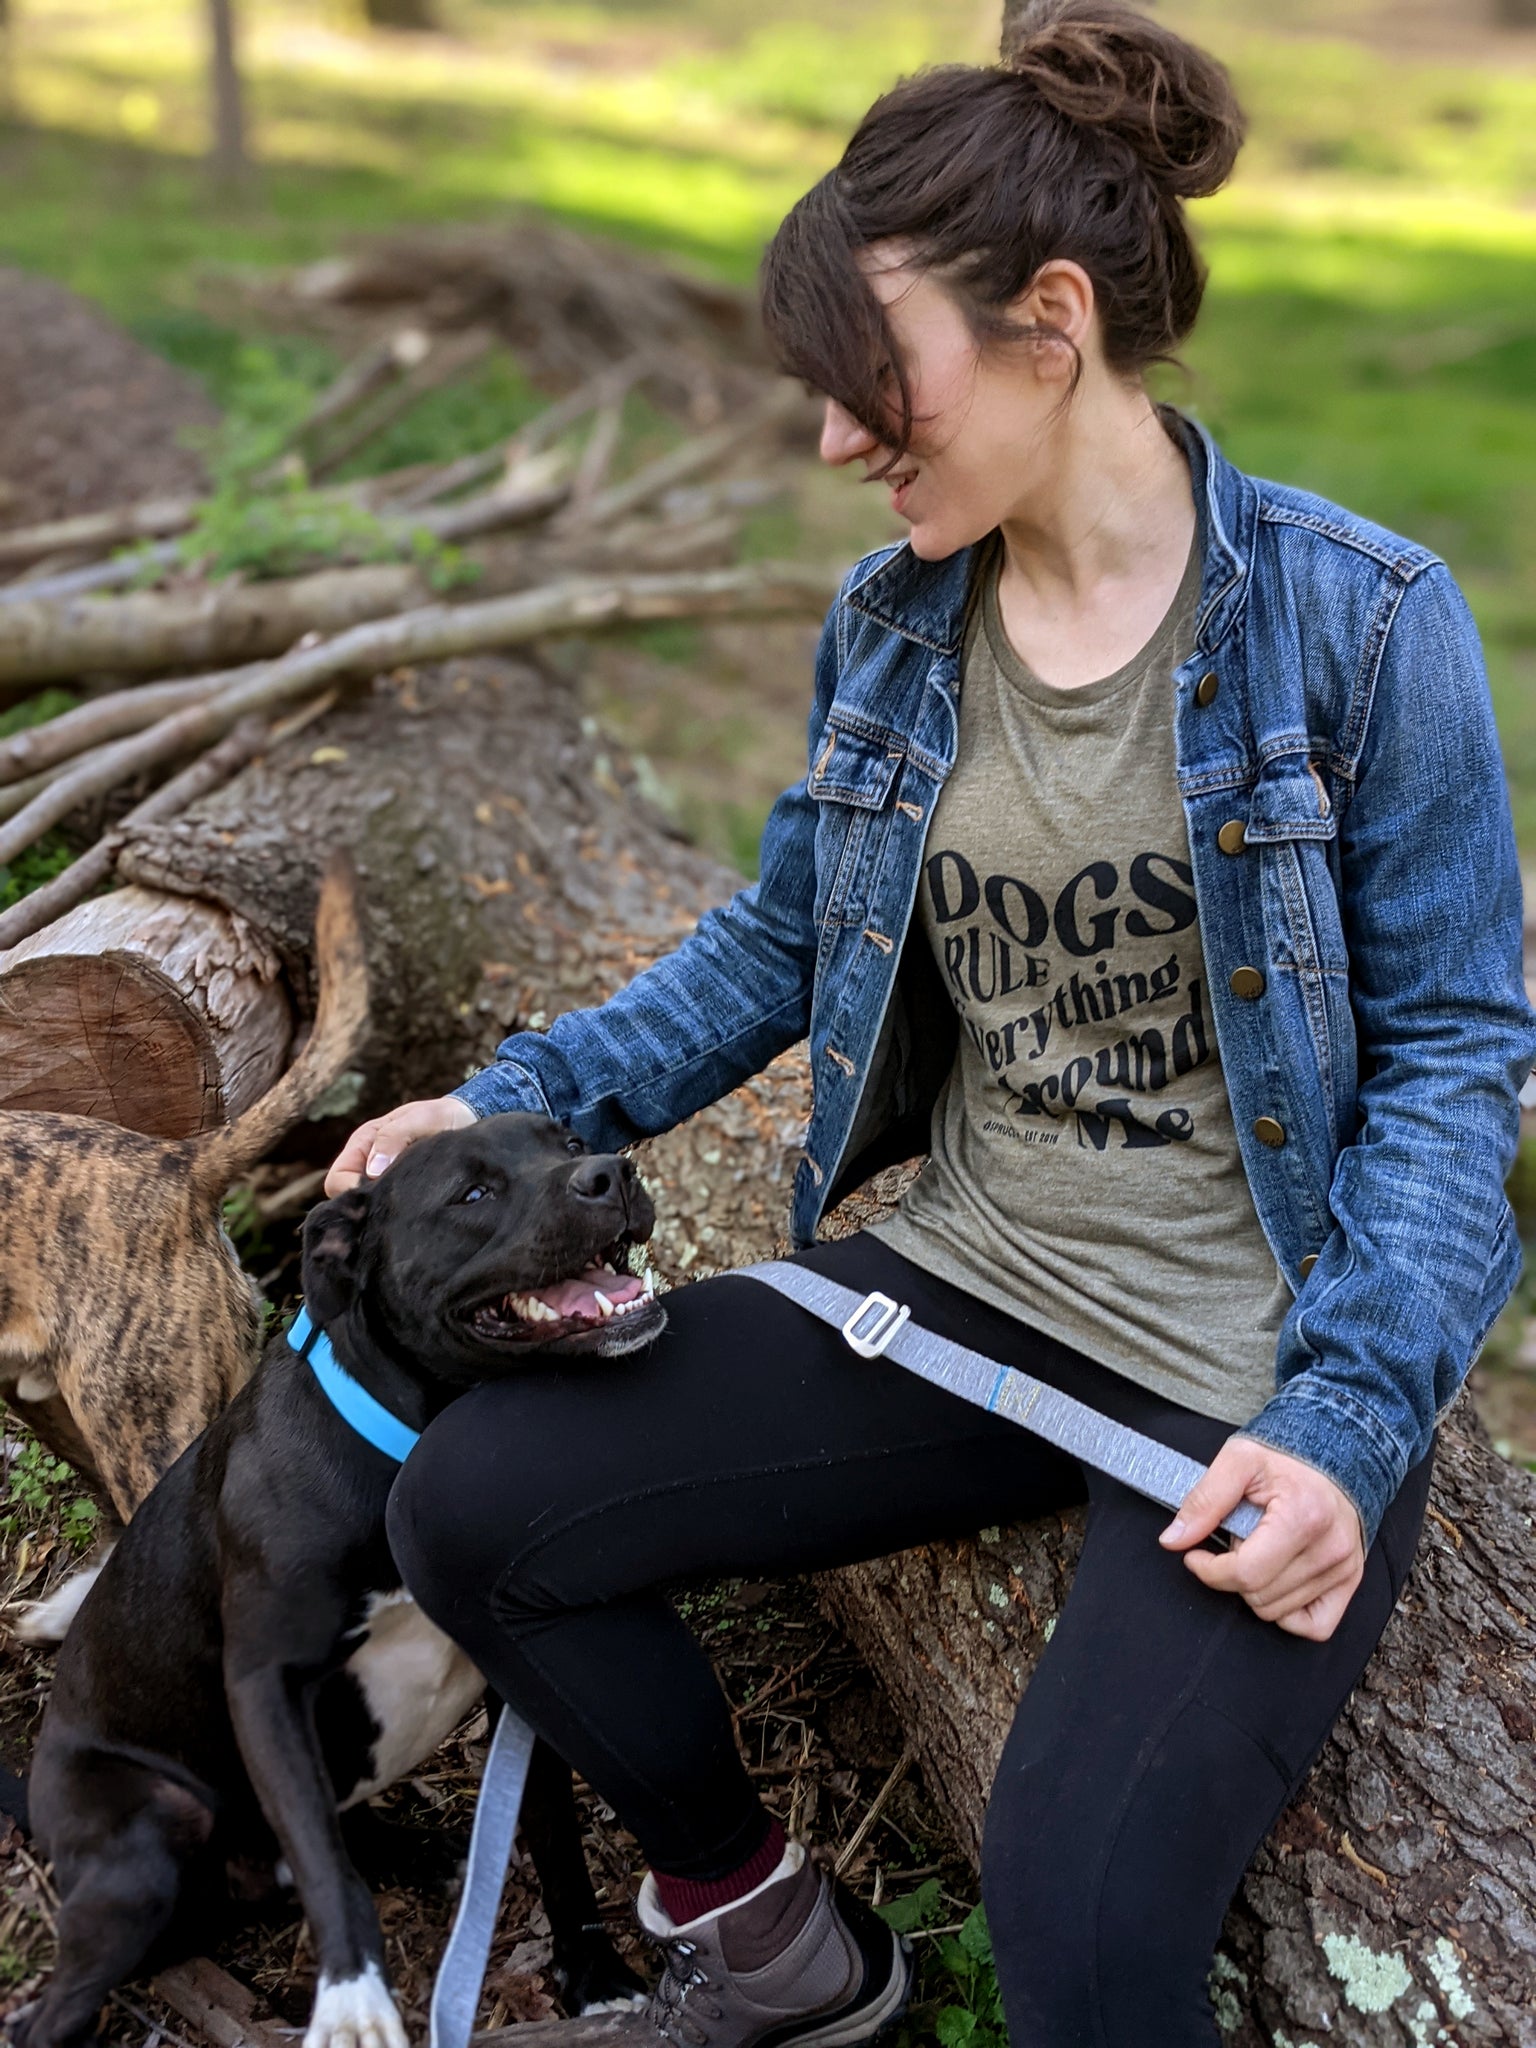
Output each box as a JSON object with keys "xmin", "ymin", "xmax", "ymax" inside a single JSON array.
[
  {"xmin": 0, "ymin": 952, "xmax": 222, "ymax": 1133},
  {"xmin": 0, "ymin": 886, "xmax": 292, "ymax": 1135}
]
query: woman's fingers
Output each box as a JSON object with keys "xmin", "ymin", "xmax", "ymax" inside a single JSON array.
[
  {"xmin": 1165, "ymin": 1435, "xmax": 1366, "ymax": 1642},
  {"xmin": 325, "ymin": 1119, "xmax": 383, "ymax": 1197},
  {"xmin": 324, "ymin": 1097, "xmax": 476, "ymax": 1196}
]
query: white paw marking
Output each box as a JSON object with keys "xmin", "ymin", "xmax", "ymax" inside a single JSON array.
[
  {"xmin": 305, "ymin": 1963, "xmax": 407, "ymax": 2048},
  {"xmin": 13, "ymin": 1370, "xmax": 58, "ymax": 1403},
  {"xmin": 579, "ymin": 1994, "xmax": 649, "ymax": 2015},
  {"xmin": 13, "ymin": 1555, "xmax": 112, "ymax": 1643}
]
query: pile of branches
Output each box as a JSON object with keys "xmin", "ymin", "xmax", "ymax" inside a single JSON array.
[
  {"xmin": 225, "ymin": 216, "xmax": 771, "ymax": 426},
  {"xmin": 0, "ymin": 352, "xmax": 830, "ymax": 954}
]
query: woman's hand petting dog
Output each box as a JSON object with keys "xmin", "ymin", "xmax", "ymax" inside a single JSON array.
[
  {"xmin": 326, "ymin": 1095, "xmax": 476, "ymax": 1194},
  {"xmin": 1159, "ymin": 1439, "xmax": 1367, "ymax": 1643}
]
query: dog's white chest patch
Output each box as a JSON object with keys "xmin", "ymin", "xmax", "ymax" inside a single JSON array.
[{"xmin": 340, "ymin": 1590, "xmax": 483, "ymax": 1808}]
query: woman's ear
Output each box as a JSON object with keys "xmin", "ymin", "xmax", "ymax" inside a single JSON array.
[
  {"xmin": 1014, "ymin": 258, "xmax": 1096, "ymax": 373},
  {"xmin": 301, "ymin": 1187, "xmax": 372, "ymax": 1325}
]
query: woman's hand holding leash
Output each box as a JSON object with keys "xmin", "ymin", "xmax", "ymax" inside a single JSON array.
[{"xmin": 1160, "ymin": 1439, "xmax": 1366, "ymax": 1642}]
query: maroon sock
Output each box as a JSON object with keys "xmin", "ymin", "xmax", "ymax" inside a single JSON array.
[{"xmin": 652, "ymin": 1820, "xmax": 787, "ymax": 1927}]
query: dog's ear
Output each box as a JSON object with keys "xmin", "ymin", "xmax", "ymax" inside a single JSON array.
[{"xmin": 301, "ymin": 1188, "xmax": 371, "ymax": 1324}]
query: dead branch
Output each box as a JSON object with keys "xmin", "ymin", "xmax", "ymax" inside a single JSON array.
[
  {"xmin": 308, "ymin": 327, "xmax": 496, "ymax": 481},
  {"xmin": 583, "ymin": 381, "xmax": 804, "ymax": 529},
  {"xmin": 0, "ymin": 673, "xmax": 239, "ymax": 785},
  {"xmin": 0, "ymin": 709, "xmax": 299, "ymax": 950},
  {"xmin": 0, "ymin": 497, "xmax": 198, "ymax": 572},
  {"xmin": 0, "ymin": 562, "xmax": 836, "ymax": 870}
]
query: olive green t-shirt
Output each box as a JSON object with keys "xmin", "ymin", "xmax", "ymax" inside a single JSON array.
[{"xmin": 870, "ymin": 536, "xmax": 1290, "ymax": 1423}]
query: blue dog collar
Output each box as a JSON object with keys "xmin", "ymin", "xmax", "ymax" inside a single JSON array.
[{"xmin": 287, "ymin": 1306, "xmax": 421, "ymax": 1464}]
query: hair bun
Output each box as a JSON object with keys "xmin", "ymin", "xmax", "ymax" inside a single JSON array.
[{"xmin": 1001, "ymin": 0, "xmax": 1243, "ymax": 200}]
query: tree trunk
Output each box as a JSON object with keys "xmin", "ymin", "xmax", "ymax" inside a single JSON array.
[{"xmin": 205, "ymin": 0, "xmax": 249, "ymax": 190}]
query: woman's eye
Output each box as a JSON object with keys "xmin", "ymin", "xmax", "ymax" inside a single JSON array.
[{"xmin": 461, "ymin": 1184, "xmax": 493, "ymax": 1204}]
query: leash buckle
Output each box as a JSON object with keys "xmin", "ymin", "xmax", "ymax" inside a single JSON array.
[{"xmin": 842, "ymin": 1290, "xmax": 911, "ymax": 1359}]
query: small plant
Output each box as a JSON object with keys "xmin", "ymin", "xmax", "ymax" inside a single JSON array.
[
  {"xmin": 0, "ymin": 1440, "xmax": 100, "ymax": 1551},
  {"xmin": 222, "ymin": 1183, "xmax": 273, "ymax": 1266},
  {"xmin": 880, "ymin": 1884, "xmax": 1006, "ymax": 2048}
]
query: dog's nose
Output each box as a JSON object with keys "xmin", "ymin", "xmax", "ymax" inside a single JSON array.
[{"xmin": 568, "ymin": 1156, "xmax": 626, "ymax": 1204}]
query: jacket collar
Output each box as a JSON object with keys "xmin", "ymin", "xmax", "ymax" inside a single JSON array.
[{"xmin": 840, "ymin": 410, "xmax": 1259, "ymax": 661}]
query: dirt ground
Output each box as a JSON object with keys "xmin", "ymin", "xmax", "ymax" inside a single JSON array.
[{"xmin": 0, "ymin": 269, "xmax": 213, "ymax": 532}]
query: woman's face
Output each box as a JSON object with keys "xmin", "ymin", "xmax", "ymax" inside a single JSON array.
[{"xmin": 817, "ymin": 248, "xmax": 1085, "ymax": 561}]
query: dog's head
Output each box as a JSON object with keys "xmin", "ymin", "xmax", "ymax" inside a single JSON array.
[{"xmin": 299, "ymin": 1113, "xmax": 664, "ymax": 1385}]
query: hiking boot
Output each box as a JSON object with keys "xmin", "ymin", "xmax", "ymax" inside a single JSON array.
[
  {"xmin": 635, "ymin": 1843, "xmax": 910, "ymax": 2047},
  {"xmin": 540, "ymin": 1842, "xmax": 911, "ymax": 2047}
]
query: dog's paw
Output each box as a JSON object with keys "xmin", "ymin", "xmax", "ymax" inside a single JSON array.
[
  {"xmin": 578, "ymin": 1994, "xmax": 649, "ymax": 2016},
  {"xmin": 304, "ymin": 1963, "xmax": 407, "ymax": 2048},
  {"xmin": 12, "ymin": 1556, "xmax": 113, "ymax": 1645}
]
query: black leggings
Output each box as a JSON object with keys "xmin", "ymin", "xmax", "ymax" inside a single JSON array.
[{"xmin": 388, "ymin": 1233, "xmax": 1431, "ymax": 2047}]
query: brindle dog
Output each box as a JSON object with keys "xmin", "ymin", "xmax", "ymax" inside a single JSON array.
[{"xmin": 0, "ymin": 859, "xmax": 368, "ymax": 1538}]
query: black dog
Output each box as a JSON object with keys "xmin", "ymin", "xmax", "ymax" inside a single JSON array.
[{"xmin": 17, "ymin": 1113, "xmax": 667, "ymax": 2048}]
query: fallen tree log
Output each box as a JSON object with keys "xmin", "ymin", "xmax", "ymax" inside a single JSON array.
[
  {"xmin": 0, "ymin": 562, "xmax": 836, "ymax": 871},
  {"xmin": 6, "ymin": 651, "xmax": 812, "ymax": 1279}
]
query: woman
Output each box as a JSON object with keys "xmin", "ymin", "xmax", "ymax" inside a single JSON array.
[{"xmin": 328, "ymin": 6, "xmax": 1534, "ymax": 2040}]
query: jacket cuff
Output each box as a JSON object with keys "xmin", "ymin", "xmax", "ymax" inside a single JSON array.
[
  {"xmin": 451, "ymin": 1058, "xmax": 553, "ymax": 1123},
  {"xmin": 1235, "ymin": 1377, "xmax": 1409, "ymax": 1553}
]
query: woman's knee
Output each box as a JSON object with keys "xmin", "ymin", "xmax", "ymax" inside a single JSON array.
[{"xmin": 386, "ymin": 1384, "xmax": 564, "ymax": 1639}]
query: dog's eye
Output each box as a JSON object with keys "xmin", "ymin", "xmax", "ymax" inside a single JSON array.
[
  {"xmin": 460, "ymin": 1184, "xmax": 493, "ymax": 1204},
  {"xmin": 564, "ymin": 1135, "xmax": 584, "ymax": 1157}
]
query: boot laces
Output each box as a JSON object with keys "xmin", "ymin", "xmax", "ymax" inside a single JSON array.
[{"xmin": 649, "ymin": 1938, "xmax": 723, "ymax": 2047}]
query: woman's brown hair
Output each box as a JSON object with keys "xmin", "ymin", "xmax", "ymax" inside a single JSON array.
[{"xmin": 759, "ymin": 0, "xmax": 1244, "ymax": 465}]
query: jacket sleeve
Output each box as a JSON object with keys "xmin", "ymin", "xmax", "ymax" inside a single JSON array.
[
  {"xmin": 450, "ymin": 594, "xmax": 844, "ymax": 1150},
  {"xmin": 1238, "ymin": 562, "xmax": 1536, "ymax": 1545}
]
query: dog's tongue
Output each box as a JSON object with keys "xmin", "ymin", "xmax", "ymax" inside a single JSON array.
[{"xmin": 532, "ymin": 1264, "xmax": 643, "ymax": 1320}]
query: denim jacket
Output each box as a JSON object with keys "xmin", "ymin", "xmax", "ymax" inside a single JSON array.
[{"xmin": 455, "ymin": 414, "xmax": 1536, "ymax": 1546}]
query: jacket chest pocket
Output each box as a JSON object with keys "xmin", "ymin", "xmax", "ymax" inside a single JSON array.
[
  {"xmin": 809, "ymin": 719, "xmax": 905, "ymax": 928},
  {"xmin": 1242, "ymin": 761, "xmax": 1346, "ymax": 976}
]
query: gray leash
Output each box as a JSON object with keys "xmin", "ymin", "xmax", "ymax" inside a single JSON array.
[
  {"xmin": 431, "ymin": 1259, "xmax": 1261, "ymax": 2048},
  {"xmin": 430, "ymin": 1702, "xmax": 537, "ymax": 2048},
  {"xmin": 738, "ymin": 1262, "xmax": 1263, "ymax": 1545}
]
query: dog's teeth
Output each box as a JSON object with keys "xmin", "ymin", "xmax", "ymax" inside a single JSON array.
[
  {"xmin": 593, "ymin": 1292, "xmax": 614, "ymax": 1318},
  {"xmin": 533, "ymin": 1299, "xmax": 559, "ymax": 1323},
  {"xmin": 640, "ymin": 1269, "xmax": 656, "ymax": 1297}
]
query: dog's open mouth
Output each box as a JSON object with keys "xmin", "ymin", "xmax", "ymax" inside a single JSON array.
[{"xmin": 469, "ymin": 1240, "xmax": 657, "ymax": 1341}]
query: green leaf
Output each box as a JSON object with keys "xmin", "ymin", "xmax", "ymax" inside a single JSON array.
[
  {"xmin": 876, "ymin": 1877, "xmax": 944, "ymax": 1934},
  {"xmin": 958, "ymin": 1905, "xmax": 994, "ymax": 1966},
  {"xmin": 935, "ymin": 2007, "xmax": 977, "ymax": 2048}
]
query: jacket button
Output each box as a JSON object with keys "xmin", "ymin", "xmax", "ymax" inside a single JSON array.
[
  {"xmin": 1195, "ymin": 671, "xmax": 1219, "ymax": 707},
  {"xmin": 1217, "ymin": 820, "xmax": 1248, "ymax": 855},
  {"xmin": 1253, "ymin": 1116, "xmax": 1287, "ymax": 1148},
  {"xmin": 1299, "ymin": 1253, "xmax": 1318, "ymax": 1279},
  {"xmin": 1229, "ymin": 966, "xmax": 1266, "ymax": 999}
]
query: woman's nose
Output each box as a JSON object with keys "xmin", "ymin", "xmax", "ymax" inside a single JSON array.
[{"xmin": 819, "ymin": 398, "xmax": 877, "ymax": 468}]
